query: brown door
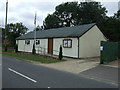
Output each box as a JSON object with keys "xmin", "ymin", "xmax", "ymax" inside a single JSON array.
[{"xmin": 48, "ymin": 38, "xmax": 53, "ymax": 54}]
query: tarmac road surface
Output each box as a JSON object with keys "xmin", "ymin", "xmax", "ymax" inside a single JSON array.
[{"xmin": 2, "ymin": 56, "xmax": 118, "ymax": 88}]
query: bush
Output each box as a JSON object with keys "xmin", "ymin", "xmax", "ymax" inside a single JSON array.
[
  {"xmin": 100, "ymin": 57, "xmax": 109, "ymax": 64},
  {"xmin": 4, "ymin": 45, "xmax": 8, "ymax": 52},
  {"xmin": 59, "ymin": 45, "xmax": 63, "ymax": 60},
  {"xmin": 15, "ymin": 44, "xmax": 18, "ymax": 53},
  {"xmin": 32, "ymin": 44, "xmax": 36, "ymax": 54}
]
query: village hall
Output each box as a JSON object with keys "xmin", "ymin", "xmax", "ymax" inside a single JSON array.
[{"xmin": 16, "ymin": 23, "xmax": 107, "ymax": 58}]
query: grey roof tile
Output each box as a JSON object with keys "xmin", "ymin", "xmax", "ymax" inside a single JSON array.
[{"xmin": 16, "ymin": 23, "xmax": 95, "ymax": 39}]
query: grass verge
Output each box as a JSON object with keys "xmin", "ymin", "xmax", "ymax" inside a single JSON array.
[{"xmin": 2, "ymin": 52, "xmax": 64, "ymax": 64}]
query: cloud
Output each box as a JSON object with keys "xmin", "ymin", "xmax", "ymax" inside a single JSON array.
[{"xmin": 0, "ymin": 0, "xmax": 119, "ymax": 32}]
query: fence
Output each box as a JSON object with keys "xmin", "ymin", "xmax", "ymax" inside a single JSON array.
[
  {"xmin": 100, "ymin": 41, "xmax": 119, "ymax": 64},
  {"xmin": 35, "ymin": 46, "xmax": 59, "ymax": 55}
]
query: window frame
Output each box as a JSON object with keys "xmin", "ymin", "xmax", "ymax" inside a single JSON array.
[
  {"xmin": 63, "ymin": 39, "xmax": 72, "ymax": 48},
  {"xmin": 36, "ymin": 40, "xmax": 40, "ymax": 45},
  {"xmin": 25, "ymin": 40, "xmax": 30, "ymax": 45}
]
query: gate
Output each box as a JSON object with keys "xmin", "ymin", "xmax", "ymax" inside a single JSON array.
[{"xmin": 100, "ymin": 41, "xmax": 119, "ymax": 64}]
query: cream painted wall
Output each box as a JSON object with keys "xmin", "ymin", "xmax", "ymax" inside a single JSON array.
[
  {"xmin": 18, "ymin": 39, "xmax": 48, "ymax": 54},
  {"xmin": 79, "ymin": 25, "xmax": 106, "ymax": 58},
  {"xmin": 37, "ymin": 39, "xmax": 48, "ymax": 54},
  {"xmin": 53, "ymin": 38, "xmax": 78, "ymax": 58},
  {"xmin": 18, "ymin": 39, "xmax": 34, "ymax": 52}
]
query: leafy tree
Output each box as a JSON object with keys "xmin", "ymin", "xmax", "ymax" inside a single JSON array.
[
  {"xmin": 35, "ymin": 25, "xmax": 43, "ymax": 31},
  {"xmin": 114, "ymin": 10, "xmax": 120, "ymax": 20},
  {"xmin": 43, "ymin": 1, "xmax": 107, "ymax": 29},
  {"xmin": 99, "ymin": 17, "xmax": 120, "ymax": 41},
  {"xmin": 43, "ymin": 14, "xmax": 62, "ymax": 30},
  {"xmin": 79, "ymin": 2, "xmax": 107, "ymax": 24},
  {"xmin": 54, "ymin": 2, "xmax": 79, "ymax": 27},
  {"xmin": 5, "ymin": 22, "xmax": 28, "ymax": 46}
]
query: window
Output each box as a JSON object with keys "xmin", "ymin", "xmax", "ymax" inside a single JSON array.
[
  {"xmin": 25, "ymin": 40, "xmax": 30, "ymax": 45},
  {"xmin": 63, "ymin": 39, "xmax": 72, "ymax": 48},
  {"xmin": 36, "ymin": 40, "xmax": 40, "ymax": 45}
]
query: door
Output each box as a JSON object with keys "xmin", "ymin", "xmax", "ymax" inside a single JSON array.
[{"xmin": 48, "ymin": 38, "xmax": 53, "ymax": 54}]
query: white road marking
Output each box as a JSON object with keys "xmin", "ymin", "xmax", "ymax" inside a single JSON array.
[
  {"xmin": 8, "ymin": 68, "xmax": 37, "ymax": 83},
  {"xmin": 0, "ymin": 64, "xmax": 1, "ymax": 66}
]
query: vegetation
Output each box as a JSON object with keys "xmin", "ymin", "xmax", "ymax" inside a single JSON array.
[
  {"xmin": 34, "ymin": 25, "xmax": 43, "ymax": 31},
  {"xmin": 2, "ymin": 22, "xmax": 28, "ymax": 47},
  {"xmin": 2, "ymin": 52, "xmax": 63, "ymax": 63},
  {"xmin": 43, "ymin": 1, "xmax": 120, "ymax": 41},
  {"xmin": 15, "ymin": 44, "xmax": 18, "ymax": 53},
  {"xmin": 99, "ymin": 17, "xmax": 120, "ymax": 41},
  {"xmin": 43, "ymin": 2, "xmax": 107, "ymax": 29},
  {"xmin": 4, "ymin": 45, "xmax": 8, "ymax": 52},
  {"xmin": 59, "ymin": 45, "xmax": 63, "ymax": 60},
  {"xmin": 1, "ymin": 1, "xmax": 120, "ymax": 48},
  {"xmin": 32, "ymin": 44, "xmax": 36, "ymax": 54}
]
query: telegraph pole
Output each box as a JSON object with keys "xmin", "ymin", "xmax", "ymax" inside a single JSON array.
[
  {"xmin": 4, "ymin": 0, "xmax": 8, "ymax": 52},
  {"xmin": 5, "ymin": 0, "xmax": 8, "ymax": 39}
]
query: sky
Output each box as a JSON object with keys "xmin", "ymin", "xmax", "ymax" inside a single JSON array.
[{"xmin": 0, "ymin": 0, "xmax": 120, "ymax": 32}]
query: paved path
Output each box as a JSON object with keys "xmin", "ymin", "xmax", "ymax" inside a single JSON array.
[
  {"xmin": 3, "ymin": 56, "xmax": 117, "ymax": 88},
  {"xmin": 33, "ymin": 57, "xmax": 100, "ymax": 74}
]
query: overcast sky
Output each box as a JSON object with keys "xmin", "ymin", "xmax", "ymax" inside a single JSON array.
[{"xmin": 0, "ymin": 0, "xmax": 120, "ymax": 32}]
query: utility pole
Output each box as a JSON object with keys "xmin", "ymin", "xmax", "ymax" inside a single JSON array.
[
  {"xmin": 4, "ymin": 0, "xmax": 8, "ymax": 52},
  {"xmin": 5, "ymin": 0, "xmax": 8, "ymax": 38}
]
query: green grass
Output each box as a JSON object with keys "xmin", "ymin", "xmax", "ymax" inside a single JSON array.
[
  {"xmin": 2, "ymin": 52, "xmax": 63, "ymax": 64},
  {"xmin": 2, "ymin": 48, "xmax": 15, "ymax": 52}
]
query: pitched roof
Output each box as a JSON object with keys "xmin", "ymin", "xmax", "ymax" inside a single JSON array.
[{"xmin": 16, "ymin": 23, "xmax": 96, "ymax": 40}]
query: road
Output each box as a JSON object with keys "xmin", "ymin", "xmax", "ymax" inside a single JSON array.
[{"xmin": 2, "ymin": 56, "xmax": 118, "ymax": 88}]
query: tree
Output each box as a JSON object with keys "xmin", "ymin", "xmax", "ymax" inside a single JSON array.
[
  {"xmin": 99, "ymin": 17, "xmax": 120, "ymax": 41},
  {"xmin": 5, "ymin": 22, "xmax": 28, "ymax": 46},
  {"xmin": 79, "ymin": 2, "xmax": 107, "ymax": 24},
  {"xmin": 43, "ymin": 1, "xmax": 107, "ymax": 29},
  {"xmin": 35, "ymin": 25, "xmax": 43, "ymax": 31},
  {"xmin": 43, "ymin": 14, "xmax": 62, "ymax": 30},
  {"xmin": 59, "ymin": 45, "xmax": 63, "ymax": 60},
  {"xmin": 114, "ymin": 10, "xmax": 120, "ymax": 20}
]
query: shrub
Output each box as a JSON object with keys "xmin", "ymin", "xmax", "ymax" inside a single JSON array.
[
  {"xmin": 15, "ymin": 44, "xmax": 18, "ymax": 53},
  {"xmin": 59, "ymin": 45, "xmax": 63, "ymax": 60},
  {"xmin": 32, "ymin": 44, "xmax": 36, "ymax": 54},
  {"xmin": 4, "ymin": 45, "xmax": 8, "ymax": 52}
]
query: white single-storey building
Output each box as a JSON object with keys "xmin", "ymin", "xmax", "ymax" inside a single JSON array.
[{"xmin": 16, "ymin": 23, "xmax": 107, "ymax": 58}]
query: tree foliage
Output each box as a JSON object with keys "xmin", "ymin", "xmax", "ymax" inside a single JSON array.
[
  {"xmin": 43, "ymin": 2, "xmax": 107, "ymax": 29},
  {"xmin": 114, "ymin": 10, "xmax": 120, "ymax": 20},
  {"xmin": 99, "ymin": 16, "xmax": 120, "ymax": 41},
  {"xmin": 43, "ymin": 14, "xmax": 62, "ymax": 29},
  {"xmin": 5, "ymin": 22, "xmax": 28, "ymax": 46},
  {"xmin": 35, "ymin": 25, "xmax": 43, "ymax": 31},
  {"xmin": 43, "ymin": 1, "xmax": 120, "ymax": 41}
]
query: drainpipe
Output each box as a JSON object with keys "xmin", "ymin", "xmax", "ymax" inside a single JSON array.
[{"xmin": 77, "ymin": 37, "xmax": 80, "ymax": 58}]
